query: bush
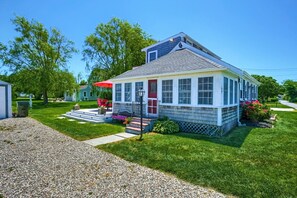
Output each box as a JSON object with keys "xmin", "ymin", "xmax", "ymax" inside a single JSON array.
[
  {"xmin": 153, "ymin": 120, "xmax": 179, "ymax": 134},
  {"xmin": 270, "ymin": 97, "xmax": 279, "ymax": 102},
  {"xmin": 242, "ymin": 100, "xmax": 271, "ymax": 122}
]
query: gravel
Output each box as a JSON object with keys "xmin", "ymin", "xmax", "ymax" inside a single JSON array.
[{"xmin": 0, "ymin": 117, "xmax": 225, "ymax": 198}]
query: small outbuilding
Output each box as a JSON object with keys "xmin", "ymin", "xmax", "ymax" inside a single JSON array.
[{"xmin": 0, "ymin": 80, "xmax": 12, "ymax": 119}]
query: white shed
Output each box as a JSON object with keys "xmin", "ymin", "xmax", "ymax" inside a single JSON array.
[{"xmin": 0, "ymin": 80, "xmax": 12, "ymax": 119}]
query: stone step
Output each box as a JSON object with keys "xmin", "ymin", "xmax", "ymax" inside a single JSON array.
[{"xmin": 129, "ymin": 121, "xmax": 149, "ymax": 127}]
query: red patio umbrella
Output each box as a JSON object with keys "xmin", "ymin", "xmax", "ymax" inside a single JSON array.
[{"xmin": 93, "ymin": 80, "xmax": 112, "ymax": 88}]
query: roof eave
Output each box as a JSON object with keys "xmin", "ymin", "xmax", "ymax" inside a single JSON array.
[{"xmin": 110, "ymin": 68, "xmax": 227, "ymax": 82}]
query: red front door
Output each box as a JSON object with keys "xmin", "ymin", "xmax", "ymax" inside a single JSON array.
[{"xmin": 148, "ymin": 80, "xmax": 158, "ymax": 116}]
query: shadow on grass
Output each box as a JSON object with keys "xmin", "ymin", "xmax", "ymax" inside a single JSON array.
[{"xmin": 172, "ymin": 126, "xmax": 253, "ymax": 148}]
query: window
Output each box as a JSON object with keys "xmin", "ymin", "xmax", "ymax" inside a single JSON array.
[
  {"xmin": 124, "ymin": 83, "xmax": 132, "ymax": 102},
  {"xmin": 235, "ymin": 81, "xmax": 238, "ymax": 104},
  {"xmin": 247, "ymin": 82, "xmax": 250, "ymax": 100},
  {"xmin": 90, "ymin": 92, "xmax": 93, "ymax": 97},
  {"xmin": 243, "ymin": 80, "xmax": 246, "ymax": 99},
  {"xmin": 251, "ymin": 84, "xmax": 254, "ymax": 99},
  {"xmin": 198, "ymin": 77, "xmax": 213, "ymax": 105},
  {"xmin": 115, "ymin": 83, "xmax": 121, "ymax": 102},
  {"xmin": 135, "ymin": 82, "xmax": 143, "ymax": 102},
  {"xmin": 162, "ymin": 80, "xmax": 173, "ymax": 103},
  {"xmin": 148, "ymin": 50, "xmax": 157, "ymax": 62},
  {"xmin": 83, "ymin": 91, "xmax": 87, "ymax": 97},
  {"xmin": 230, "ymin": 79, "xmax": 234, "ymax": 104},
  {"xmin": 224, "ymin": 77, "xmax": 229, "ymax": 105},
  {"xmin": 178, "ymin": 78, "xmax": 191, "ymax": 104}
]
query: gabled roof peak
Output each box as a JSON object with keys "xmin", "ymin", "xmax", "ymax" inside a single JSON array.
[{"xmin": 141, "ymin": 32, "xmax": 221, "ymax": 59}]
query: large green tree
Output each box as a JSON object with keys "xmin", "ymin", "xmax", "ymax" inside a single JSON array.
[
  {"xmin": 283, "ymin": 80, "xmax": 297, "ymax": 102},
  {"xmin": 83, "ymin": 18, "xmax": 155, "ymax": 81},
  {"xmin": 252, "ymin": 75, "xmax": 280, "ymax": 101},
  {"xmin": 0, "ymin": 16, "xmax": 77, "ymax": 104}
]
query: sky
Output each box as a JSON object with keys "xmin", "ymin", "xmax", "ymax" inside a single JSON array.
[{"xmin": 1, "ymin": 0, "xmax": 297, "ymax": 83}]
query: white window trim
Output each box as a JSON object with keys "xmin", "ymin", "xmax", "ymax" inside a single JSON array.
[
  {"xmin": 115, "ymin": 83, "xmax": 122, "ymax": 102},
  {"xmin": 148, "ymin": 50, "xmax": 158, "ymax": 63},
  {"xmin": 161, "ymin": 79, "xmax": 173, "ymax": 104},
  {"xmin": 197, "ymin": 76, "xmax": 214, "ymax": 105},
  {"xmin": 124, "ymin": 83, "xmax": 132, "ymax": 102}
]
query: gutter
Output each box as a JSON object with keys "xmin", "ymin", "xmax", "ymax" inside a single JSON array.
[{"xmin": 110, "ymin": 68, "xmax": 227, "ymax": 82}]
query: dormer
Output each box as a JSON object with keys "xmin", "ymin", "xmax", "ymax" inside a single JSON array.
[{"xmin": 141, "ymin": 32, "xmax": 221, "ymax": 63}]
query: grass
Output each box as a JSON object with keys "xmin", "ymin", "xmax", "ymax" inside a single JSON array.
[
  {"xmin": 13, "ymin": 99, "xmax": 125, "ymax": 141},
  {"xmin": 98, "ymin": 111, "xmax": 297, "ymax": 197},
  {"xmin": 265, "ymin": 101, "xmax": 291, "ymax": 108}
]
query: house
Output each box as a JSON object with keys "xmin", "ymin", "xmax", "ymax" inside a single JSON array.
[
  {"xmin": 0, "ymin": 80, "xmax": 12, "ymax": 119},
  {"xmin": 64, "ymin": 84, "xmax": 98, "ymax": 101},
  {"xmin": 111, "ymin": 32, "xmax": 260, "ymax": 135}
]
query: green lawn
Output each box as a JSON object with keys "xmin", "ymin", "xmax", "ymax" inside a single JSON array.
[
  {"xmin": 265, "ymin": 101, "xmax": 291, "ymax": 108},
  {"xmin": 13, "ymin": 99, "xmax": 125, "ymax": 141},
  {"xmin": 98, "ymin": 111, "xmax": 297, "ymax": 197}
]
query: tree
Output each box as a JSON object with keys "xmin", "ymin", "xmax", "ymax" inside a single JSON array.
[
  {"xmin": 0, "ymin": 16, "xmax": 77, "ymax": 104},
  {"xmin": 283, "ymin": 80, "xmax": 297, "ymax": 102},
  {"xmin": 79, "ymin": 80, "xmax": 87, "ymax": 85},
  {"xmin": 83, "ymin": 18, "xmax": 155, "ymax": 80},
  {"xmin": 252, "ymin": 75, "xmax": 280, "ymax": 101}
]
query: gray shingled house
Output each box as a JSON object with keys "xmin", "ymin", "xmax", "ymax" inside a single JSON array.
[{"xmin": 111, "ymin": 32, "xmax": 259, "ymax": 135}]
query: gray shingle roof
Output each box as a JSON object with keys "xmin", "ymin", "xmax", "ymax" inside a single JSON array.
[{"xmin": 112, "ymin": 49, "xmax": 225, "ymax": 80}]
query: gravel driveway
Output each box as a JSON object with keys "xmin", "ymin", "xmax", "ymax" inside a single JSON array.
[{"xmin": 0, "ymin": 118, "xmax": 225, "ymax": 197}]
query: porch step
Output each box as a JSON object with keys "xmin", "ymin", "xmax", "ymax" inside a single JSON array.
[{"xmin": 125, "ymin": 117, "xmax": 155, "ymax": 134}]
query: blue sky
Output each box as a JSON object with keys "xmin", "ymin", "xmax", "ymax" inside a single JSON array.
[{"xmin": 1, "ymin": 0, "xmax": 297, "ymax": 83}]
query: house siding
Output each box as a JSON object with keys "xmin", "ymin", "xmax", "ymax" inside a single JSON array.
[
  {"xmin": 159, "ymin": 105, "xmax": 217, "ymax": 125},
  {"xmin": 221, "ymin": 106, "xmax": 238, "ymax": 132},
  {"xmin": 147, "ymin": 36, "xmax": 181, "ymax": 62}
]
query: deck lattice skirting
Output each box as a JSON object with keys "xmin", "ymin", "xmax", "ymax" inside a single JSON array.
[{"xmin": 175, "ymin": 120, "xmax": 225, "ymax": 136}]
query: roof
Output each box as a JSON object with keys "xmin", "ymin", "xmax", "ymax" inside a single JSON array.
[
  {"xmin": 0, "ymin": 80, "xmax": 11, "ymax": 85},
  {"xmin": 141, "ymin": 32, "xmax": 221, "ymax": 60},
  {"xmin": 80, "ymin": 85, "xmax": 88, "ymax": 89},
  {"xmin": 112, "ymin": 49, "xmax": 225, "ymax": 80}
]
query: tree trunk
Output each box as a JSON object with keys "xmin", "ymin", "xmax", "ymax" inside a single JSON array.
[{"xmin": 43, "ymin": 90, "xmax": 48, "ymax": 104}]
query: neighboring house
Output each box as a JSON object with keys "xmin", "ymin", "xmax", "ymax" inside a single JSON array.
[
  {"xmin": 64, "ymin": 84, "xmax": 98, "ymax": 101},
  {"xmin": 0, "ymin": 80, "xmax": 12, "ymax": 119},
  {"xmin": 111, "ymin": 32, "xmax": 260, "ymax": 135}
]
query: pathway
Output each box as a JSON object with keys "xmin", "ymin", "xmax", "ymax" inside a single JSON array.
[
  {"xmin": 279, "ymin": 100, "xmax": 297, "ymax": 109},
  {"xmin": 83, "ymin": 132, "xmax": 137, "ymax": 146}
]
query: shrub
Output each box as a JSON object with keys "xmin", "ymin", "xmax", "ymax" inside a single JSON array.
[
  {"xmin": 153, "ymin": 120, "xmax": 179, "ymax": 134},
  {"xmin": 241, "ymin": 100, "xmax": 271, "ymax": 122},
  {"xmin": 157, "ymin": 116, "xmax": 169, "ymax": 121},
  {"xmin": 270, "ymin": 97, "xmax": 279, "ymax": 102}
]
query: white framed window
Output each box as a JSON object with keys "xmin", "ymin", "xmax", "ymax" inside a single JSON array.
[
  {"xmin": 230, "ymin": 79, "xmax": 234, "ymax": 104},
  {"xmin": 115, "ymin": 83, "xmax": 121, "ymax": 102},
  {"xmin": 242, "ymin": 80, "xmax": 246, "ymax": 100},
  {"xmin": 162, "ymin": 80, "xmax": 173, "ymax": 103},
  {"xmin": 83, "ymin": 91, "xmax": 87, "ymax": 97},
  {"xmin": 135, "ymin": 82, "xmax": 143, "ymax": 102},
  {"xmin": 90, "ymin": 92, "xmax": 93, "ymax": 97},
  {"xmin": 148, "ymin": 50, "xmax": 157, "ymax": 62},
  {"xmin": 223, "ymin": 77, "xmax": 229, "ymax": 105},
  {"xmin": 124, "ymin": 83, "xmax": 132, "ymax": 102},
  {"xmin": 198, "ymin": 77, "xmax": 213, "ymax": 105},
  {"xmin": 235, "ymin": 81, "xmax": 238, "ymax": 104},
  {"xmin": 178, "ymin": 78, "xmax": 191, "ymax": 104},
  {"xmin": 247, "ymin": 81, "xmax": 250, "ymax": 100}
]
